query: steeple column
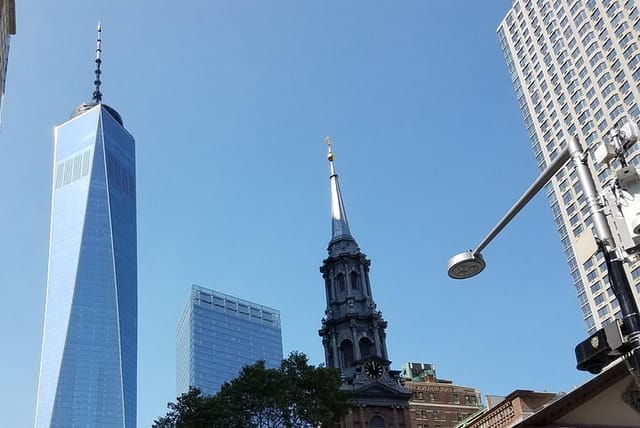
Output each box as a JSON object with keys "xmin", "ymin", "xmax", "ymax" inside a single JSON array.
[
  {"xmin": 350, "ymin": 320, "xmax": 360, "ymax": 361},
  {"xmin": 381, "ymin": 330, "xmax": 389, "ymax": 359},
  {"xmin": 330, "ymin": 331, "xmax": 339, "ymax": 368},
  {"xmin": 327, "ymin": 265, "xmax": 336, "ymax": 305},
  {"xmin": 324, "ymin": 275, "xmax": 332, "ymax": 303},
  {"xmin": 372, "ymin": 323, "xmax": 382, "ymax": 356},
  {"xmin": 359, "ymin": 265, "xmax": 369, "ymax": 298},
  {"xmin": 322, "ymin": 337, "xmax": 330, "ymax": 366}
]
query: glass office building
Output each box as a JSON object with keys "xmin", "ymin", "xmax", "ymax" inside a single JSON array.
[
  {"xmin": 35, "ymin": 103, "xmax": 137, "ymax": 427},
  {"xmin": 177, "ymin": 285, "xmax": 283, "ymax": 396},
  {"xmin": 498, "ymin": 0, "xmax": 640, "ymax": 333},
  {"xmin": 0, "ymin": 0, "xmax": 15, "ymax": 114}
]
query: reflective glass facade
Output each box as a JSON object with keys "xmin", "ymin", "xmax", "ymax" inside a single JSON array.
[
  {"xmin": 0, "ymin": 0, "xmax": 15, "ymax": 113},
  {"xmin": 177, "ymin": 285, "xmax": 283, "ymax": 396},
  {"xmin": 498, "ymin": 0, "xmax": 640, "ymax": 334},
  {"xmin": 35, "ymin": 104, "xmax": 137, "ymax": 428}
]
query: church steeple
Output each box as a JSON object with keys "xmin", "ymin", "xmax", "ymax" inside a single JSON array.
[
  {"xmin": 319, "ymin": 137, "xmax": 389, "ymax": 369},
  {"xmin": 318, "ymin": 136, "xmax": 411, "ymax": 427}
]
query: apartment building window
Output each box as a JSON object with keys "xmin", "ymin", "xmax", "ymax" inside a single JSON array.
[
  {"xmin": 612, "ymin": 298, "xmax": 620, "ymax": 310},
  {"xmin": 573, "ymin": 224, "xmax": 585, "ymax": 236},
  {"xmin": 597, "ymin": 72, "xmax": 612, "ymax": 86},
  {"xmin": 598, "ymin": 305, "xmax": 610, "ymax": 317},
  {"xmin": 605, "ymin": 94, "xmax": 621, "ymax": 109},
  {"xmin": 594, "ymin": 62, "xmax": 608, "ymax": 76},
  {"xmin": 586, "ymin": 315, "xmax": 596, "ymax": 331},
  {"xmin": 620, "ymin": 32, "xmax": 635, "ymax": 48},
  {"xmin": 599, "ymin": 119, "xmax": 609, "ymax": 132},
  {"xmin": 610, "ymin": 105, "xmax": 625, "ymax": 119},
  {"xmin": 582, "ymin": 31, "xmax": 596, "ymax": 45},
  {"xmin": 578, "ymin": 291, "xmax": 588, "ymax": 305}
]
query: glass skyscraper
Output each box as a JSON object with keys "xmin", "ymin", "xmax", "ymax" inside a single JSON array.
[
  {"xmin": 177, "ymin": 285, "xmax": 283, "ymax": 396},
  {"xmin": 0, "ymin": 0, "xmax": 15, "ymax": 114},
  {"xmin": 498, "ymin": 0, "xmax": 640, "ymax": 334},
  {"xmin": 35, "ymin": 27, "xmax": 137, "ymax": 426}
]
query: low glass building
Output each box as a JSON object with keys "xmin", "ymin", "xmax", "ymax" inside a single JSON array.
[{"xmin": 177, "ymin": 285, "xmax": 283, "ymax": 396}]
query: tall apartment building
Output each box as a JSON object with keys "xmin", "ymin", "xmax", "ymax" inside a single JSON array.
[
  {"xmin": 35, "ymin": 25, "xmax": 137, "ymax": 427},
  {"xmin": 403, "ymin": 363, "xmax": 483, "ymax": 428},
  {"xmin": 0, "ymin": 0, "xmax": 15, "ymax": 112},
  {"xmin": 176, "ymin": 285, "xmax": 283, "ymax": 396},
  {"xmin": 498, "ymin": 0, "xmax": 640, "ymax": 334}
]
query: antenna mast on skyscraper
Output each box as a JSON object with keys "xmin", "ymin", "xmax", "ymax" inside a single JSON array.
[{"xmin": 92, "ymin": 21, "xmax": 102, "ymax": 103}]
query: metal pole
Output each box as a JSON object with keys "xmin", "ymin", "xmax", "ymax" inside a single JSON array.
[{"xmin": 568, "ymin": 136, "xmax": 640, "ymax": 385}]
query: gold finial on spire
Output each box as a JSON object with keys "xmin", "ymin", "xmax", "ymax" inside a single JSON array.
[{"xmin": 325, "ymin": 136, "xmax": 334, "ymax": 162}]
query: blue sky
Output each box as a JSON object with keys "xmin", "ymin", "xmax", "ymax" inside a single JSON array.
[{"xmin": 0, "ymin": 1, "xmax": 592, "ymax": 426}]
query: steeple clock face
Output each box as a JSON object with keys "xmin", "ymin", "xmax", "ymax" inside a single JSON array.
[{"xmin": 364, "ymin": 360, "xmax": 384, "ymax": 379}]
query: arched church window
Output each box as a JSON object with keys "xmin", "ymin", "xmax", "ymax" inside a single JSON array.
[
  {"xmin": 340, "ymin": 339, "xmax": 354, "ymax": 367},
  {"xmin": 370, "ymin": 415, "xmax": 386, "ymax": 428},
  {"xmin": 350, "ymin": 271, "xmax": 359, "ymax": 290},
  {"xmin": 337, "ymin": 273, "xmax": 346, "ymax": 292},
  {"xmin": 359, "ymin": 337, "xmax": 373, "ymax": 358}
]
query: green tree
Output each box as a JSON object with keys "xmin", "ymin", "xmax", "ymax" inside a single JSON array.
[{"xmin": 153, "ymin": 352, "xmax": 349, "ymax": 428}]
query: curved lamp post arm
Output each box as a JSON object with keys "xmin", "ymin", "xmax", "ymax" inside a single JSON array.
[
  {"xmin": 474, "ymin": 146, "xmax": 571, "ymax": 255},
  {"xmin": 447, "ymin": 146, "xmax": 570, "ymax": 279}
]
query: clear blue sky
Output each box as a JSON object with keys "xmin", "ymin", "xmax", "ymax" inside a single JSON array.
[{"xmin": 0, "ymin": 1, "xmax": 592, "ymax": 426}]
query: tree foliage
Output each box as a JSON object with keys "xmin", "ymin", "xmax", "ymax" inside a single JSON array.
[{"xmin": 153, "ymin": 352, "xmax": 349, "ymax": 427}]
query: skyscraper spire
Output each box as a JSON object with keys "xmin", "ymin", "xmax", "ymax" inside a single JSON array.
[
  {"xmin": 92, "ymin": 21, "xmax": 102, "ymax": 103},
  {"xmin": 69, "ymin": 21, "xmax": 124, "ymax": 126},
  {"xmin": 325, "ymin": 136, "xmax": 353, "ymax": 243}
]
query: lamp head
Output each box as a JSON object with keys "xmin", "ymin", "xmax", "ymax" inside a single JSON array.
[{"xmin": 447, "ymin": 251, "xmax": 486, "ymax": 279}]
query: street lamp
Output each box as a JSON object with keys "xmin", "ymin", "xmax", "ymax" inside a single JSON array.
[{"xmin": 447, "ymin": 123, "xmax": 640, "ymax": 385}]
